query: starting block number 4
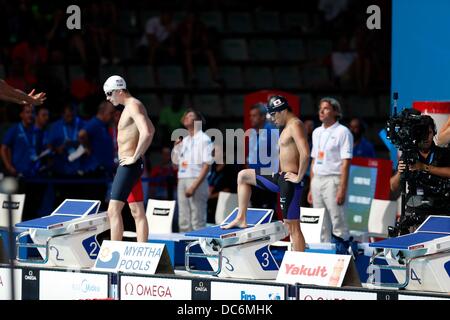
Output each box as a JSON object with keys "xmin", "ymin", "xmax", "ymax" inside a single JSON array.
[{"xmin": 410, "ymin": 269, "xmax": 422, "ymax": 284}]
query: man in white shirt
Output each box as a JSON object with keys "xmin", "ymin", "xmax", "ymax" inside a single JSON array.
[
  {"xmin": 308, "ymin": 97, "xmax": 353, "ymax": 243},
  {"xmin": 138, "ymin": 11, "xmax": 177, "ymax": 65},
  {"xmin": 173, "ymin": 109, "xmax": 213, "ymax": 232}
]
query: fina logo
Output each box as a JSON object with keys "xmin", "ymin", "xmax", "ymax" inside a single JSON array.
[{"xmin": 240, "ymin": 290, "xmax": 256, "ymax": 300}]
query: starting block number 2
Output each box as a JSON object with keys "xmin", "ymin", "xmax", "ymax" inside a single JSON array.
[{"xmin": 82, "ymin": 235, "xmax": 100, "ymax": 259}]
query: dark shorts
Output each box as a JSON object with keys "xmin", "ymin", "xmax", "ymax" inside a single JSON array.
[
  {"xmin": 110, "ymin": 158, "xmax": 144, "ymax": 203},
  {"xmin": 255, "ymin": 172, "xmax": 303, "ymax": 220}
]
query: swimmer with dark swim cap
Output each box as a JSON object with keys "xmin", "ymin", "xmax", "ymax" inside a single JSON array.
[{"xmin": 222, "ymin": 94, "xmax": 310, "ymax": 252}]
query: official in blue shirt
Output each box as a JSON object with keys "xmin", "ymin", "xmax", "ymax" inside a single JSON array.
[
  {"xmin": 247, "ymin": 103, "xmax": 279, "ymax": 210},
  {"xmin": 78, "ymin": 101, "xmax": 115, "ymax": 207},
  {"xmin": 247, "ymin": 103, "xmax": 279, "ymax": 174},
  {"xmin": 47, "ymin": 103, "xmax": 85, "ymax": 175},
  {"xmin": 79, "ymin": 101, "xmax": 115, "ymax": 175},
  {"xmin": 1, "ymin": 104, "xmax": 48, "ymax": 220},
  {"xmin": 350, "ymin": 118, "xmax": 376, "ymax": 158},
  {"xmin": 47, "ymin": 103, "xmax": 86, "ymax": 208},
  {"xmin": 33, "ymin": 105, "xmax": 51, "ymax": 173},
  {"xmin": 1, "ymin": 104, "xmax": 43, "ymax": 177}
]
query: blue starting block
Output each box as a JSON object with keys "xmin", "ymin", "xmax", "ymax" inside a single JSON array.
[
  {"xmin": 368, "ymin": 215, "xmax": 450, "ymax": 292},
  {"xmin": 16, "ymin": 199, "xmax": 110, "ymax": 268},
  {"xmin": 185, "ymin": 208, "xmax": 288, "ymax": 279}
]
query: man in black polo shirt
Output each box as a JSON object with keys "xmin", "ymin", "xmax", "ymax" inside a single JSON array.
[{"xmin": 391, "ymin": 115, "xmax": 450, "ymax": 227}]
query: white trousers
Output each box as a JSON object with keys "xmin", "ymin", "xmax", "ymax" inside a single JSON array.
[
  {"xmin": 311, "ymin": 175, "xmax": 349, "ymax": 242},
  {"xmin": 177, "ymin": 178, "xmax": 208, "ymax": 232}
]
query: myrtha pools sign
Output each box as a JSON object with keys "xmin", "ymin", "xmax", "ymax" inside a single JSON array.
[{"xmin": 93, "ymin": 240, "xmax": 167, "ymax": 275}]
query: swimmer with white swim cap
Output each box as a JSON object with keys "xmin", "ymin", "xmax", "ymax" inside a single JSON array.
[{"xmin": 103, "ymin": 75, "xmax": 155, "ymax": 242}]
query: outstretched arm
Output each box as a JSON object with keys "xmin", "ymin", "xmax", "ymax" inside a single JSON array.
[{"xmin": 0, "ymin": 81, "xmax": 46, "ymax": 105}]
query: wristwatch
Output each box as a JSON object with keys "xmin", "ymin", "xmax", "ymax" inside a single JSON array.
[{"xmin": 424, "ymin": 164, "xmax": 430, "ymax": 172}]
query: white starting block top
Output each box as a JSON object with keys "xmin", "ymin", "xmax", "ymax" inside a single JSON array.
[{"xmin": 369, "ymin": 216, "xmax": 450, "ymax": 254}]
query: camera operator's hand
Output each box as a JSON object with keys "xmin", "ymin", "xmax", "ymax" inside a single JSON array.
[
  {"xmin": 409, "ymin": 161, "xmax": 425, "ymax": 172},
  {"xmin": 397, "ymin": 160, "xmax": 407, "ymax": 173}
]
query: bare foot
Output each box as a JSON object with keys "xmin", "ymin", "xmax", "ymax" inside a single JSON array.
[{"xmin": 221, "ymin": 218, "xmax": 248, "ymax": 230}]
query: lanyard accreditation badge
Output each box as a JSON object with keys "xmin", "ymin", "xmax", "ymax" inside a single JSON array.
[
  {"xmin": 19, "ymin": 123, "xmax": 37, "ymax": 161},
  {"xmin": 317, "ymin": 130, "xmax": 332, "ymax": 165}
]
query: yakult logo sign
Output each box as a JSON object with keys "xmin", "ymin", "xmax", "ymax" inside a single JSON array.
[
  {"xmin": 276, "ymin": 252, "xmax": 351, "ymax": 287},
  {"xmin": 284, "ymin": 264, "xmax": 328, "ymax": 277}
]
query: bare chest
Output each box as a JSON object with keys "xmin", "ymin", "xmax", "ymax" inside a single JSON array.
[
  {"xmin": 278, "ymin": 130, "xmax": 294, "ymax": 148},
  {"xmin": 118, "ymin": 112, "xmax": 134, "ymax": 131}
]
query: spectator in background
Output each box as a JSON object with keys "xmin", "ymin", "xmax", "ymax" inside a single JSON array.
[
  {"xmin": 1, "ymin": 104, "xmax": 47, "ymax": 220},
  {"xmin": 318, "ymin": 0, "xmax": 348, "ymax": 22},
  {"xmin": 308, "ymin": 97, "xmax": 353, "ymax": 249},
  {"xmin": 176, "ymin": 12, "xmax": 223, "ymax": 86},
  {"xmin": 78, "ymin": 101, "xmax": 115, "ymax": 208},
  {"xmin": 34, "ymin": 105, "xmax": 49, "ymax": 132},
  {"xmin": 47, "ymin": 103, "xmax": 85, "ymax": 205},
  {"xmin": 349, "ymin": 117, "xmax": 376, "ymax": 158},
  {"xmin": 70, "ymin": 65, "xmax": 100, "ymax": 103},
  {"xmin": 138, "ymin": 11, "xmax": 177, "ymax": 67},
  {"xmin": 149, "ymin": 146, "xmax": 177, "ymax": 200},
  {"xmin": 330, "ymin": 35, "xmax": 357, "ymax": 89},
  {"xmin": 45, "ymin": 8, "xmax": 87, "ymax": 64},
  {"xmin": 172, "ymin": 109, "xmax": 213, "ymax": 232},
  {"xmin": 159, "ymin": 93, "xmax": 187, "ymax": 146},
  {"xmin": 247, "ymin": 103, "xmax": 278, "ymax": 210},
  {"xmin": 3, "ymin": 62, "xmax": 28, "ymax": 93},
  {"xmin": 85, "ymin": 1, "xmax": 120, "ymax": 65},
  {"xmin": 207, "ymin": 144, "xmax": 242, "ymax": 224},
  {"xmin": 10, "ymin": 29, "xmax": 48, "ymax": 86}
]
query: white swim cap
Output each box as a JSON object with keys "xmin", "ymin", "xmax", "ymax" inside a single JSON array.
[{"xmin": 103, "ymin": 75, "xmax": 127, "ymax": 93}]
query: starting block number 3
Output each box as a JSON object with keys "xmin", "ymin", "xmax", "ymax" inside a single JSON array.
[{"xmin": 255, "ymin": 247, "xmax": 278, "ymax": 271}]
